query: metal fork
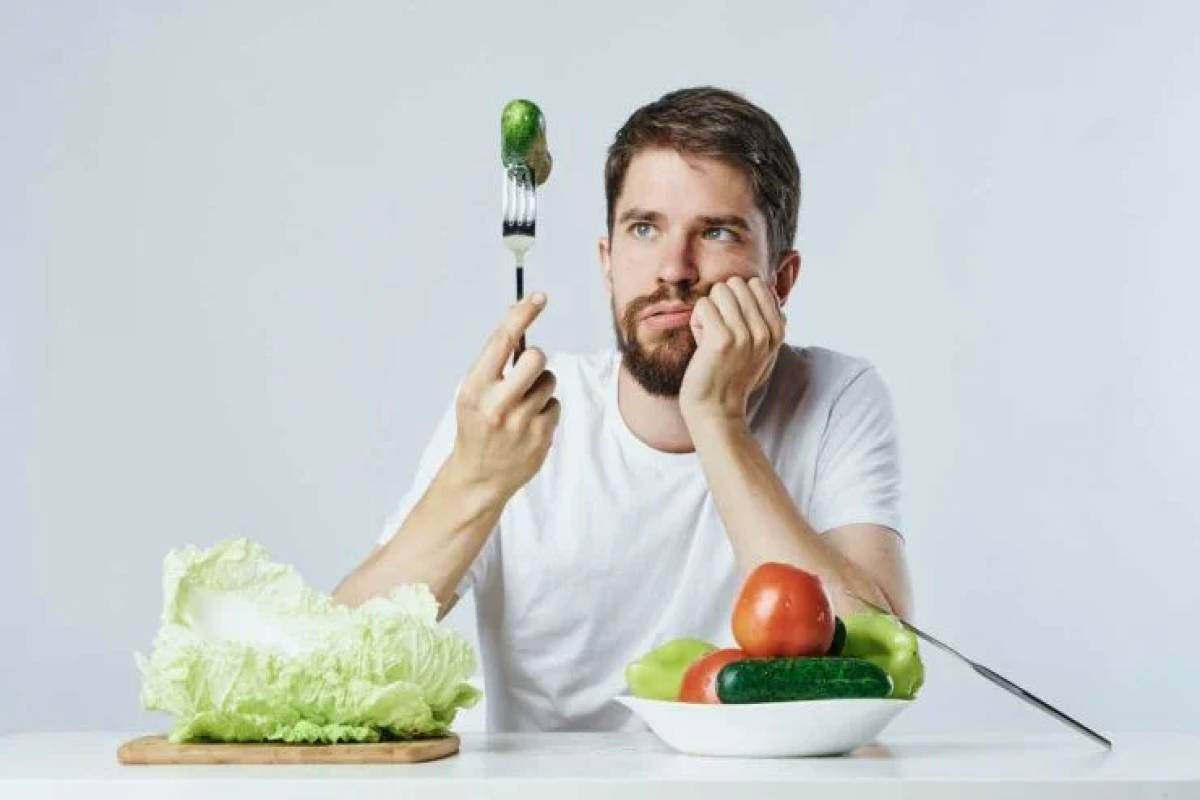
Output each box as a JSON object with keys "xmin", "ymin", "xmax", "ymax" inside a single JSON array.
[{"xmin": 502, "ymin": 164, "xmax": 536, "ymax": 366}]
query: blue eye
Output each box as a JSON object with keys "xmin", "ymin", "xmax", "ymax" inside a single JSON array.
[
  {"xmin": 703, "ymin": 227, "xmax": 737, "ymax": 242},
  {"xmin": 630, "ymin": 222, "xmax": 656, "ymax": 239}
]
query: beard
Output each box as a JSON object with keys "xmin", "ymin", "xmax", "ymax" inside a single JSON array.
[{"xmin": 611, "ymin": 284, "xmax": 706, "ymax": 397}]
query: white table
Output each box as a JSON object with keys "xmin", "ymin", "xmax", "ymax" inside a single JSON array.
[{"xmin": 2, "ymin": 731, "xmax": 1198, "ymax": 799}]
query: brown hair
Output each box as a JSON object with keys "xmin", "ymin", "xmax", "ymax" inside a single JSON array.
[{"xmin": 604, "ymin": 86, "xmax": 801, "ymax": 265}]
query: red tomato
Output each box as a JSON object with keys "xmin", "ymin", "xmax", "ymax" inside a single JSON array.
[
  {"xmin": 732, "ymin": 562, "xmax": 835, "ymax": 657},
  {"xmin": 678, "ymin": 648, "xmax": 747, "ymax": 703}
]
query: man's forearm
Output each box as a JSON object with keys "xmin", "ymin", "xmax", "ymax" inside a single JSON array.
[
  {"xmin": 333, "ymin": 455, "xmax": 506, "ymax": 617},
  {"xmin": 687, "ymin": 414, "xmax": 897, "ymax": 616}
]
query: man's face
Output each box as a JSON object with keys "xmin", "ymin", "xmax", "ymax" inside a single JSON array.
[{"xmin": 599, "ymin": 147, "xmax": 778, "ymax": 396}]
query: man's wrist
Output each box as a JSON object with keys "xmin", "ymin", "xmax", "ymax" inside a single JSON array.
[
  {"xmin": 440, "ymin": 451, "xmax": 511, "ymax": 511},
  {"xmin": 682, "ymin": 406, "xmax": 750, "ymax": 445}
]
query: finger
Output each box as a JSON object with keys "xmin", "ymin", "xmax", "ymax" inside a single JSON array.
[
  {"xmin": 492, "ymin": 347, "xmax": 548, "ymax": 413},
  {"xmin": 466, "ymin": 294, "xmax": 548, "ymax": 391},
  {"xmin": 746, "ymin": 276, "xmax": 784, "ymax": 346},
  {"xmin": 727, "ymin": 278, "xmax": 771, "ymax": 351},
  {"xmin": 530, "ymin": 396, "xmax": 562, "ymax": 438},
  {"xmin": 690, "ymin": 296, "xmax": 730, "ymax": 349},
  {"xmin": 512, "ymin": 369, "xmax": 557, "ymax": 424},
  {"xmin": 708, "ymin": 282, "xmax": 750, "ymax": 347}
]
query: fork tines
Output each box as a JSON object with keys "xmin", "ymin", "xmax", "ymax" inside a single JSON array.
[{"xmin": 502, "ymin": 164, "xmax": 537, "ymax": 239}]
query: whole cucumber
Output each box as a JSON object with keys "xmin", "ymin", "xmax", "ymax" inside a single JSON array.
[{"xmin": 716, "ymin": 657, "xmax": 893, "ymax": 703}]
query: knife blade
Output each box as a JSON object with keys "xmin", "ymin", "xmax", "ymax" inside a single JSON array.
[{"xmin": 844, "ymin": 590, "xmax": 1112, "ymax": 750}]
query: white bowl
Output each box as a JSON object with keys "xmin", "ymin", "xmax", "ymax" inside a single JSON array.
[{"xmin": 616, "ymin": 694, "xmax": 912, "ymax": 757}]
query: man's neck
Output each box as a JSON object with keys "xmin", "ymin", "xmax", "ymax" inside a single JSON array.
[
  {"xmin": 616, "ymin": 363, "xmax": 697, "ymax": 454},
  {"xmin": 615, "ymin": 352, "xmax": 780, "ymax": 455}
]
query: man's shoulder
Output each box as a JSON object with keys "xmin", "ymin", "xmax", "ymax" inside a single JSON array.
[{"xmin": 779, "ymin": 344, "xmax": 878, "ymax": 397}]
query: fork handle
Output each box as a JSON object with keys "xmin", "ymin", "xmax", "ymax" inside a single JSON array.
[{"xmin": 513, "ymin": 264, "xmax": 526, "ymax": 366}]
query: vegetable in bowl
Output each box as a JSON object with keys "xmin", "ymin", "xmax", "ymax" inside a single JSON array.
[
  {"xmin": 839, "ymin": 612, "xmax": 924, "ymax": 700},
  {"xmin": 619, "ymin": 564, "xmax": 921, "ymax": 756},
  {"xmin": 625, "ymin": 637, "xmax": 717, "ymax": 701},
  {"xmin": 624, "ymin": 562, "xmax": 923, "ymax": 705}
]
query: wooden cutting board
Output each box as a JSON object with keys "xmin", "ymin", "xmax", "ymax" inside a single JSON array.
[{"xmin": 117, "ymin": 733, "xmax": 460, "ymax": 765}]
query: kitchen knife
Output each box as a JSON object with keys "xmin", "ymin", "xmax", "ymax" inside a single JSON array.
[{"xmin": 844, "ymin": 590, "xmax": 1112, "ymax": 750}]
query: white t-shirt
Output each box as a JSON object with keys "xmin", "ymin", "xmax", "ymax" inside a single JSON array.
[{"xmin": 377, "ymin": 344, "xmax": 901, "ymax": 732}]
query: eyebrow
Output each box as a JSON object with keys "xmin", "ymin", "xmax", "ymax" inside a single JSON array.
[
  {"xmin": 616, "ymin": 207, "xmax": 752, "ymax": 233},
  {"xmin": 697, "ymin": 214, "xmax": 752, "ymax": 233},
  {"xmin": 617, "ymin": 207, "xmax": 664, "ymax": 225}
]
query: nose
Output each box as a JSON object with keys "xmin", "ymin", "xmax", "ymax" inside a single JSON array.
[{"xmin": 655, "ymin": 230, "xmax": 699, "ymax": 288}]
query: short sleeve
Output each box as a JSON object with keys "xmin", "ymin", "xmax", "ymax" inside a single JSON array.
[
  {"xmin": 376, "ymin": 380, "xmax": 496, "ymax": 596},
  {"xmin": 807, "ymin": 366, "xmax": 902, "ymax": 536}
]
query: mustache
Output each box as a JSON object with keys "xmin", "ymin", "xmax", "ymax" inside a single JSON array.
[{"xmin": 622, "ymin": 285, "xmax": 707, "ymax": 328}]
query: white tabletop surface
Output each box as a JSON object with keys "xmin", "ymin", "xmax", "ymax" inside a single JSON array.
[{"xmin": 2, "ymin": 730, "xmax": 1198, "ymax": 799}]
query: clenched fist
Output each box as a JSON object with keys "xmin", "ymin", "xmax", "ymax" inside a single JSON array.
[{"xmin": 679, "ymin": 276, "xmax": 786, "ymax": 426}]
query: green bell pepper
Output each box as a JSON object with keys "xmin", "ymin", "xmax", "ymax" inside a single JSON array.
[
  {"xmin": 625, "ymin": 638, "xmax": 717, "ymax": 700},
  {"xmin": 840, "ymin": 613, "xmax": 924, "ymax": 700}
]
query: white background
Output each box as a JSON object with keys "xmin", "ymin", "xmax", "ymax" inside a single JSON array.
[{"xmin": 3, "ymin": 1, "xmax": 1198, "ymax": 737}]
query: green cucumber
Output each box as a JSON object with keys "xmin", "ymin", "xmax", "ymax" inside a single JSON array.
[
  {"xmin": 716, "ymin": 657, "xmax": 893, "ymax": 703},
  {"xmin": 500, "ymin": 99, "xmax": 552, "ymax": 186}
]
